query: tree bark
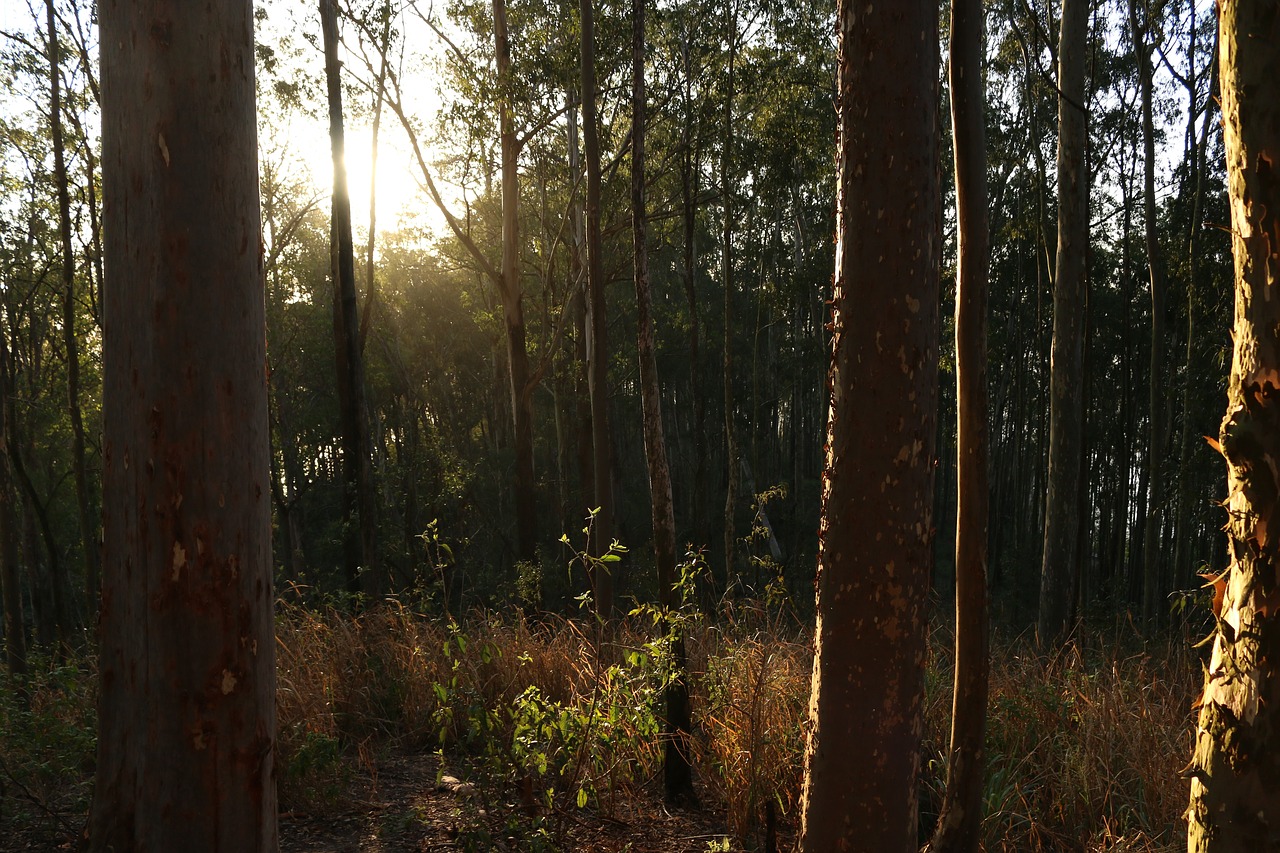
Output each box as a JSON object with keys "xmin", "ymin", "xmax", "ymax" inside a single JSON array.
[
  {"xmin": 1129, "ymin": 0, "xmax": 1169, "ymax": 626},
  {"xmin": 321, "ymin": 0, "xmax": 380, "ymax": 599},
  {"xmin": 679, "ymin": 36, "xmax": 706, "ymax": 547},
  {"xmin": 797, "ymin": 0, "xmax": 940, "ymax": 849},
  {"xmin": 45, "ymin": 0, "xmax": 99, "ymax": 618},
  {"xmin": 631, "ymin": 0, "xmax": 695, "ymax": 804},
  {"xmin": 930, "ymin": 0, "xmax": 990, "ymax": 847},
  {"xmin": 579, "ymin": 0, "xmax": 616, "ymax": 618},
  {"xmin": 1037, "ymin": 0, "xmax": 1090, "ymax": 646},
  {"xmin": 1186, "ymin": 4, "xmax": 1280, "ymax": 849},
  {"xmin": 721, "ymin": 0, "xmax": 739, "ymax": 597},
  {"xmin": 87, "ymin": 0, "xmax": 277, "ymax": 847},
  {"xmin": 0, "ymin": 321, "xmax": 24, "ymax": 679},
  {"xmin": 491, "ymin": 0, "xmax": 539, "ymax": 566},
  {"xmin": 359, "ymin": 1, "xmax": 392, "ymax": 356}
]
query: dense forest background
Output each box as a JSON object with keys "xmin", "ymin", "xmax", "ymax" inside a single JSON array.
[
  {"xmin": 0, "ymin": 0, "xmax": 1228, "ymax": 636},
  {"xmin": 0, "ymin": 0, "xmax": 1247, "ymax": 849}
]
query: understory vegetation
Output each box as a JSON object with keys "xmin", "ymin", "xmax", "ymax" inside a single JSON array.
[{"xmin": 0, "ymin": 597, "xmax": 1201, "ymax": 852}]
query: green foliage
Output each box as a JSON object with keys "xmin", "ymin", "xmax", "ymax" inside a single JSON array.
[
  {"xmin": 277, "ymin": 729, "xmax": 351, "ymax": 809},
  {"xmin": 0, "ymin": 654, "xmax": 96, "ymax": 840}
]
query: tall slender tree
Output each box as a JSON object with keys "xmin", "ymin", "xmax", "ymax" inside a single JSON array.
[
  {"xmin": 579, "ymin": 0, "xmax": 617, "ymax": 618},
  {"xmin": 1128, "ymin": 0, "xmax": 1170, "ymax": 625},
  {"xmin": 1186, "ymin": 3, "xmax": 1280, "ymax": 849},
  {"xmin": 797, "ymin": 0, "xmax": 940, "ymax": 848},
  {"xmin": 632, "ymin": 0, "xmax": 694, "ymax": 803},
  {"xmin": 320, "ymin": 0, "xmax": 379, "ymax": 598},
  {"xmin": 931, "ymin": 0, "xmax": 991, "ymax": 846},
  {"xmin": 0, "ymin": 321, "xmax": 24, "ymax": 678},
  {"xmin": 86, "ymin": 0, "xmax": 277, "ymax": 846},
  {"xmin": 45, "ymin": 0, "xmax": 98, "ymax": 617},
  {"xmin": 1038, "ymin": 0, "xmax": 1090, "ymax": 644},
  {"xmin": 720, "ymin": 0, "xmax": 739, "ymax": 595}
]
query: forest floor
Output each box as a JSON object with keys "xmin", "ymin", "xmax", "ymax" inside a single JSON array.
[
  {"xmin": 1, "ymin": 604, "xmax": 1197, "ymax": 852},
  {"xmin": 2, "ymin": 750, "xmax": 750, "ymax": 853},
  {"xmin": 277, "ymin": 751, "xmax": 748, "ymax": 853}
]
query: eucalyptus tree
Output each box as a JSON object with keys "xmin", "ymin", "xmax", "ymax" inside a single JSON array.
[
  {"xmin": 579, "ymin": 0, "xmax": 617, "ymax": 616},
  {"xmin": 1186, "ymin": 2, "xmax": 1280, "ymax": 848},
  {"xmin": 1038, "ymin": 0, "xmax": 1090, "ymax": 644},
  {"xmin": 320, "ymin": 0, "xmax": 380, "ymax": 598},
  {"xmin": 798, "ymin": 0, "xmax": 939, "ymax": 848},
  {"xmin": 43, "ymin": 0, "xmax": 98, "ymax": 614},
  {"xmin": 87, "ymin": 0, "xmax": 277, "ymax": 847},
  {"xmin": 931, "ymin": 0, "xmax": 990, "ymax": 846}
]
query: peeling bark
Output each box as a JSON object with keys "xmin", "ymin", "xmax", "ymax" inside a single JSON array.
[{"xmin": 1187, "ymin": 4, "xmax": 1280, "ymax": 850}]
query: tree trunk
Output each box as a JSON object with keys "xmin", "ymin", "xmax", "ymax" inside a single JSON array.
[
  {"xmin": 493, "ymin": 0, "xmax": 539, "ymax": 566},
  {"xmin": 1129, "ymin": 0, "xmax": 1169, "ymax": 626},
  {"xmin": 579, "ymin": 0, "xmax": 616, "ymax": 618},
  {"xmin": 679, "ymin": 37, "xmax": 705, "ymax": 547},
  {"xmin": 45, "ymin": 0, "xmax": 99, "ymax": 618},
  {"xmin": 721, "ymin": 0, "xmax": 739, "ymax": 598},
  {"xmin": 359, "ymin": 2, "xmax": 392, "ymax": 355},
  {"xmin": 631, "ymin": 0, "xmax": 694, "ymax": 803},
  {"xmin": 0, "ymin": 323, "xmax": 23, "ymax": 678},
  {"xmin": 1037, "ymin": 0, "xmax": 1090, "ymax": 645},
  {"xmin": 797, "ymin": 0, "xmax": 940, "ymax": 848},
  {"xmin": 86, "ymin": 0, "xmax": 277, "ymax": 847},
  {"xmin": 930, "ymin": 0, "xmax": 990, "ymax": 847},
  {"xmin": 1186, "ymin": 4, "xmax": 1280, "ymax": 849},
  {"xmin": 321, "ymin": 0, "xmax": 380, "ymax": 599}
]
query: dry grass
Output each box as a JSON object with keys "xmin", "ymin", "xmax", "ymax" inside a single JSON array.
[
  {"xmin": 922, "ymin": 623, "xmax": 1199, "ymax": 852},
  {"xmin": 0, "ymin": 602, "xmax": 1202, "ymax": 851},
  {"xmin": 273, "ymin": 601, "xmax": 1198, "ymax": 850}
]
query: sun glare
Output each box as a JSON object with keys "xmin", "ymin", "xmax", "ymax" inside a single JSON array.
[{"xmin": 286, "ymin": 117, "xmax": 438, "ymax": 239}]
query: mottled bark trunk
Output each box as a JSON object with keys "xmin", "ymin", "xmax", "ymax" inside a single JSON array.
[
  {"xmin": 797, "ymin": 0, "xmax": 940, "ymax": 849},
  {"xmin": 579, "ymin": 0, "xmax": 616, "ymax": 618},
  {"xmin": 1186, "ymin": 5, "xmax": 1280, "ymax": 849},
  {"xmin": 930, "ymin": 0, "xmax": 990, "ymax": 847},
  {"xmin": 1037, "ymin": 0, "xmax": 1089, "ymax": 645},
  {"xmin": 86, "ymin": 0, "xmax": 277, "ymax": 847},
  {"xmin": 321, "ymin": 0, "xmax": 379, "ymax": 598}
]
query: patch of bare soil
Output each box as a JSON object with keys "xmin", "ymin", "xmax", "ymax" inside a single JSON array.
[
  {"xmin": 281, "ymin": 753, "xmax": 747, "ymax": 853},
  {"xmin": 0, "ymin": 753, "xmax": 752, "ymax": 851}
]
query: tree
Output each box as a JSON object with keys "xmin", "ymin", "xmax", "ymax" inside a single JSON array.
[
  {"xmin": 85, "ymin": 0, "xmax": 278, "ymax": 847},
  {"xmin": 797, "ymin": 0, "xmax": 939, "ymax": 848},
  {"xmin": 579, "ymin": 0, "xmax": 617, "ymax": 618},
  {"xmin": 1037, "ymin": 0, "xmax": 1090, "ymax": 645},
  {"xmin": 1185, "ymin": 3, "xmax": 1280, "ymax": 849},
  {"xmin": 45, "ymin": 0, "xmax": 98, "ymax": 615},
  {"xmin": 320, "ymin": 0, "xmax": 380, "ymax": 599},
  {"xmin": 930, "ymin": 0, "xmax": 990, "ymax": 846},
  {"xmin": 720, "ymin": 0, "xmax": 739, "ymax": 595},
  {"xmin": 0, "ymin": 322, "xmax": 24, "ymax": 678},
  {"xmin": 375, "ymin": 0, "xmax": 542, "ymax": 566},
  {"xmin": 631, "ymin": 0, "xmax": 694, "ymax": 803},
  {"xmin": 1128, "ymin": 0, "xmax": 1170, "ymax": 625}
]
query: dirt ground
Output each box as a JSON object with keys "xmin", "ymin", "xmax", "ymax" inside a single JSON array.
[{"xmin": 1, "ymin": 751, "xmax": 752, "ymax": 852}]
